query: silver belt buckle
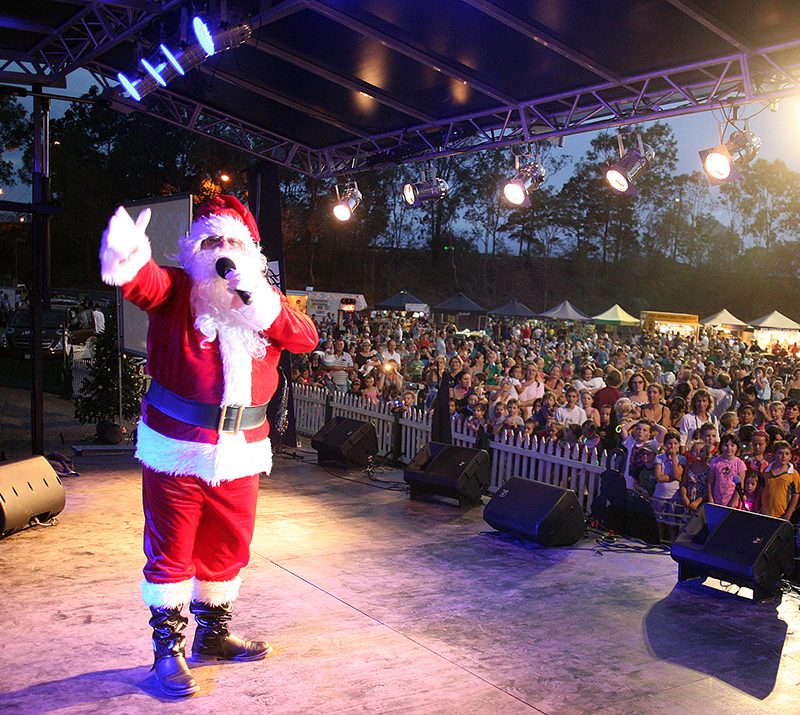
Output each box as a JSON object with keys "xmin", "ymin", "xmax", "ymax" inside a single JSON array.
[{"xmin": 218, "ymin": 404, "xmax": 245, "ymax": 434}]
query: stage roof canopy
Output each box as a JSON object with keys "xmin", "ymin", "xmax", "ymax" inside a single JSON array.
[{"xmin": 3, "ymin": 1, "xmax": 800, "ymax": 178}]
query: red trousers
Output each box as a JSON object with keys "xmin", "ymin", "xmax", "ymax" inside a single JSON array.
[{"xmin": 142, "ymin": 466, "xmax": 259, "ymax": 585}]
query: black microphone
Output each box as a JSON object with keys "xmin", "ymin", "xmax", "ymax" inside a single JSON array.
[
  {"xmin": 215, "ymin": 257, "xmax": 252, "ymax": 305},
  {"xmin": 732, "ymin": 474, "xmax": 745, "ymax": 502}
]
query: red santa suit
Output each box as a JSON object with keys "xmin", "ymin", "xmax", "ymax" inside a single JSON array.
[{"xmin": 102, "ymin": 196, "xmax": 318, "ymax": 610}]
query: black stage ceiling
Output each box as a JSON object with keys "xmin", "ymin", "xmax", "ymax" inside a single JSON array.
[{"xmin": 2, "ymin": 0, "xmax": 800, "ymax": 177}]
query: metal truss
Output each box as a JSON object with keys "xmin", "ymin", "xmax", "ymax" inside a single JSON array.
[
  {"xmin": 0, "ymin": 0, "xmax": 185, "ymax": 85},
  {"xmin": 5, "ymin": 0, "xmax": 800, "ymax": 178}
]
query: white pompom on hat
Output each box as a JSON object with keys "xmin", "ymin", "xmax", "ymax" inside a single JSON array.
[{"xmin": 182, "ymin": 194, "xmax": 260, "ymax": 251}]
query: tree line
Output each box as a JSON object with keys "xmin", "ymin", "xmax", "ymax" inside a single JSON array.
[{"xmin": 1, "ymin": 91, "xmax": 800, "ymax": 319}]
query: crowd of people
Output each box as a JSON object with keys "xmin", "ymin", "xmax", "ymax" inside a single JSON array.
[{"xmin": 292, "ymin": 313, "xmax": 800, "ymax": 536}]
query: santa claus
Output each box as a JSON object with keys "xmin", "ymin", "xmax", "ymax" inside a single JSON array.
[{"xmin": 100, "ymin": 195, "xmax": 318, "ymax": 697}]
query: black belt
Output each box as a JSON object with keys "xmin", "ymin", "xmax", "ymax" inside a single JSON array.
[{"xmin": 145, "ymin": 379, "xmax": 268, "ymax": 434}]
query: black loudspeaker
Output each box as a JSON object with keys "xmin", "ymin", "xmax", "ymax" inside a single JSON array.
[
  {"xmin": 0, "ymin": 456, "xmax": 66, "ymax": 538},
  {"xmin": 484, "ymin": 477, "xmax": 585, "ymax": 546},
  {"xmin": 403, "ymin": 442, "xmax": 490, "ymax": 506},
  {"xmin": 311, "ymin": 417, "xmax": 378, "ymax": 468},
  {"xmin": 590, "ymin": 469, "xmax": 660, "ymax": 544},
  {"xmin": 671, "ymin": 503, "xmax": 794, "ymax": 603}
]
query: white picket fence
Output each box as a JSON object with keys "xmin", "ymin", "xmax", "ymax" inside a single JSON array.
[
  {"xmin": 292, "ymin": 384, "xmax": 607, "ymax": 513},
  {"xmin": 71, "ymin": 358, "xmax": 94, "ymax": 397}
]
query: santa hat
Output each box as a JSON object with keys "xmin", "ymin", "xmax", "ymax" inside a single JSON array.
[{"xmin": 183, "ymin": 194, "xmax": 260, "ymax": 251}]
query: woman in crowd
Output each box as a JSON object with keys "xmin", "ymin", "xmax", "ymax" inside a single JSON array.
[
  {"xmin": 679, "ymin": 389, "xmax": 718, "ymax": 447},
  {"xmin": 624, "ymin": 372, "xmax": 649, "ymax": 417},
  {"xmin": 580, "ymin": 390, "xmax": 601, "ymax": 426},
  {"xmin": 544, "ymin": 363, "xmax": 565, "ymax": 396},
  {"xmin": 641, "ymin": 383, "xmax": 670, "ymax": 428},
  {"xmin": 667, "ymin": 395, "xmax": 687, "ymax": 432},
  {"xmin": 786, "ymin": 368, "xmax": 800, "ymax": 402},
  {"xmin": 517, "ymin": 362, "xmax": 545, "ymax": 419},
  {"xmin": 451, "ymin": 370, "xmax": 474, "ymax": 408}
]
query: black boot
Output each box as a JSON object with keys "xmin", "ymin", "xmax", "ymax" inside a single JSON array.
[
  {"xmin": 149, "ymin": 607, "xmax": 199, "ymax": 697},
  {"xmin": 190, "ymin": 601, "xmax": 272, "ymax": 662}
]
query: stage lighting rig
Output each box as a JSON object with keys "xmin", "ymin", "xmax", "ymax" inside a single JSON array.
[
  {"xmin": 333, "ymin": 182, "xmax": 363, "ymax": 222},
  {"xmin": 604, "ymin": 133, "xmax": 654, "ymax": 195},
  {"xmin": 402, "ymin": 166, "xmax": 449, "ymax": 207},
  {"xmin": 699, "ymin": 122, "xmax": 761, "ymax": 186},
  {"xmin": 114, "ymin": 20, "xmax": 251, "ymax": 103},
  {"xmin": 503, "ymin": 145, "xmax": 546, "ymax": 207}
]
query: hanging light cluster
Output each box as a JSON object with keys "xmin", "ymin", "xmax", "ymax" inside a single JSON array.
[{"xmin": 116, "ymin": 17, "xmax": 251, "ymax": 103}]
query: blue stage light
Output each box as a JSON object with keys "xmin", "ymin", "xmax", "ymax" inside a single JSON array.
[
  {"xmin": 140, "ymin": 58, "xmax": 167, "ymax": 87},
  {"xmin": 117, "ymin": 72, "xmax": 141, "ymax": 101},
  {"xmin": 160, "ymin": 44, "xmax": 186, "ymax": 75},
  {"xmin": 193, "ymin": 16, "xmax": 215, "ymax": 56}
]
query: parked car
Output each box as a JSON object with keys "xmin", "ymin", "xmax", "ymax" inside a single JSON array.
[{"xmin": 0, "ymin": 300, "xmax": 95, "ymax": 357}]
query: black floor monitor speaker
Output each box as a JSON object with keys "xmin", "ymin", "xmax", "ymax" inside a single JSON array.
[
  {"xmin": 484, "ymin": 477, "xmax": 585, "ymax": 546},
  {"xmin": 403, "ymin": 442, "xmax": 490, "ymax": 506},
  {"xmin": 311, "ymin": 417, "xmax": 378, "ymax": 468},
  {"xmin": 671, "ymin": 503, "xmax": 794, "ymax": 603},
  {"xmin": 0, "ymin": 456, "xmax": 66, "ymax": 538}
]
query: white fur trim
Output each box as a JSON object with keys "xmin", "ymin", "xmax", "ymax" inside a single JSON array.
[
  {"xmin": 141, "ymin": 578, "xmax": 193, "ymax": 608},
  {"xmin": 218, "ymin": 326, "xmax": 253, "ymax": 406},
  {"xmin": 234, "ymin": 284, "xmax": 282, "ymax": 333},
  {"xmin": 136, "ymin": 420, "xmax": 273, "ymax": 486},
  {"xmin": 193, "ymin": 576, "xmax": 242, "ymax": 606},
  {"xmin": 185, "ymin": 214, "xmax": 254, "ymax": 250}
]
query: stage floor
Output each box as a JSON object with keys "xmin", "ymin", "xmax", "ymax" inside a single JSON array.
[{"xmin": 2, "ymin": 445, "xmax": 800, "ymax": 715}]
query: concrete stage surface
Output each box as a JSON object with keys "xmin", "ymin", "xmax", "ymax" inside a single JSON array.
[{"xmin": 2, "ymin": 446, "xmax": 800, "ymax": 715}]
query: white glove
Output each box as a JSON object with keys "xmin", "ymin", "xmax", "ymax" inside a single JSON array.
[
  {"xmin": 232, "ymin": 280, "xmax": 282, "ymax": 332},
  {"xmin": 222, "ymin": 268, "xmax": 257, "ymax": 303},
  {"xmin": 100, "ymin": 206, "xmax": 152, "ymax": 286}
]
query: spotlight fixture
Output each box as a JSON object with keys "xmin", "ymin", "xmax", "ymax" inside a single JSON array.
[
  {"xmin": 699, "ymin": 123, "xmax": 761, "ymax": 186},
  {"xmin": 160, "ymin": 44, "xmax": 186, "ymax": 75},
  {"xmin": 402, "ymin": 166, "xmax": 449, "ymax": 207},
  {"xmin": 116, "ymin": 72, "xmax": 142, "ymax": 101},
  {"xmin": 333, "ymin": 182, "xmax": 363, "ymax": 222},
  {"xmin": 604, "ymin": 133, "xmax": 654, "ymax": 195},
  {"xmin": 503, "ymin": 145, "xmax": 546, "ymax": 206},
  {"xmin": 192, "ymin": 16, "xmax": 216, "ymax": 56},
  {"xmin": 503, "ymin": 162, "xmax": 546, "ymax": 206},
  {"xmin": 140, "ymin": 58, "xmax": 168, "ymax": 87}
]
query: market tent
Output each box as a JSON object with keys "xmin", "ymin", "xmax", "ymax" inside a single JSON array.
[
  {"xmin": 592, "ymin": 304, "xmax": 639, "ymax": 326},
  {"xmin": 489, "ymin": 298, "xmax": 537, "ymax": 318},
  {"xmin": 538, "ymin": 300, "xmax": 590, "ymax": 321},
  {"xmin": 700, "ymin": 308, "xmax": 749, "ymax": 329},
  {"xmin": 374, "ymin": 291, "xmax": 429, "ymax": 313},
  {"xmin": 434, "ymin": 293, "xmax": 487, "ymax": 314},
  {"xmin": 749, "ymin": 310, "xmax": 800, "ymax": 330}
]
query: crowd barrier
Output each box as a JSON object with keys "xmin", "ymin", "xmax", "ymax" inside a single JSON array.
[{"xmin": 292, "ymin": 384, "xmax": 612, "ymax": 514}]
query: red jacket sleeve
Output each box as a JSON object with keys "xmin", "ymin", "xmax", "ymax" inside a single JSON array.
[{"xmin": 264, "ymin": 293, "xmax": 319, "ymax": 354}]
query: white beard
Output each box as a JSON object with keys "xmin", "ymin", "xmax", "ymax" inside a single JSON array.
[{"xmin": 181, "ymin": 245, "xmax": 270, "ymax": 364}]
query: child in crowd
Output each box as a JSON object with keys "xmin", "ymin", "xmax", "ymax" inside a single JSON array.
[
  {"xmin": 653, "ymin": 430, "xmax": 686, "ymax": 542},
  {"xmin": 737, "ymin": 404, "xmax": 756, "ymax": 431},
  {"xmin": 598, "ymin": 404, "xmax": 619, "ymax": 451},
  {"xmin": 614, "ymin": 397, "xmax": 633, "ymax": 426},
  {"xmin": 465, "ymin": 402, "xmax": 487, "ymax": 436},
  {"xmin": 708, "ymin": 432, "xmax": 746, "ymax": 507},
  {"xmin": 582, "ymin": 420, "xmax": 601, "ymax": 451},
  {"xmin": 772, "ymin": 380, "xmax": 786, "ymax": 403},
  {"xmin": 745, "ymin": 429, "xmax": 771, "ymax": 484},
  {"xmin": 564, "ymin": 423, "xmax": 583, "ymax": 449},
  {"xmin": 732, "ymin": 473, "xmax": 761, "ymax": 512},
  {"xmin": 719, "ymin": 411, "xmax": 738, "ymax": 436},
  {"xmin": 760, "ymin": 440, "xmax": 800, "ymax": 520},
  {"xmin": 668, "ymin": 396, "xmax": 686, "ymax": 432},
  {"xmin": 522, "ymin": 418, "xmax": 538, "ymax": 441},
  {"xmin": 490, "ymin": 401, "xmax": 508, "ymax": 435},
  {"xmin": 545, "ymin": 421, "xmax": 567, "ymax": 444},
  {"xmin": 620, "ymin": 417, "xmax": 668, "ymax": 490},
  {"xmin": 554, "ymin": 386, "xmax": 587, "ymax": 425},
  {"xmin": 495, "ymin": 398, "xmax": 524, "ymax": 437},
  {"xmin": 680, "ymin": 441, "xmax": 710, "ymax": 513},
  {"xmin": 533, "ymin": 390, "xmax": 557, "ymax": 429},
  {"xmin": 632, "ymin": 443, "xmax": 658, "ymax": 498},
  {"xmin": 764, "ymin": 401, "xmax": 790, "ymax": 437},
  {"xmin": 698, "ymin": 422, "xmax": 719, "ymax": 457}
]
